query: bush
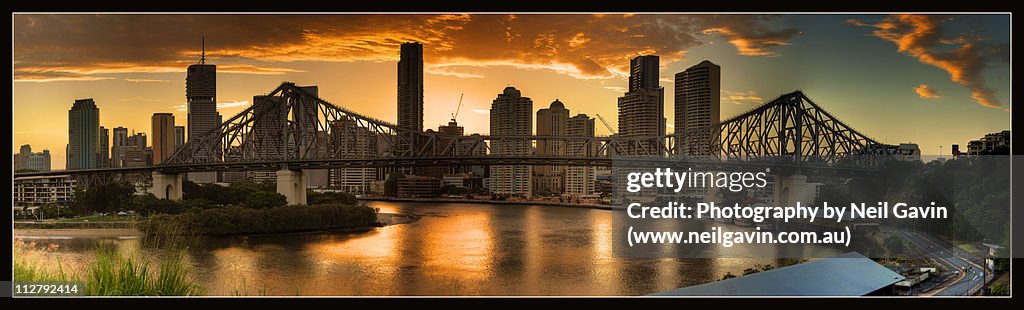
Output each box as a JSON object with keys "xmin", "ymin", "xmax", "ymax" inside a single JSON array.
[{"xmin": 140, "ymin": 203, "xmax": 377, "ymax": 236}]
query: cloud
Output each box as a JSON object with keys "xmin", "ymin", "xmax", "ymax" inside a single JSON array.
[
  {"xmin": 217, "ymin": 100, "xmax": 250, "ymax": 109},
  {"xmin": 914, "ymin": 84, "xmax": 941, "ymax": 100},
  {"xmin": 14, "ymin": 14, "xmax": 798, "ymax": 82},
  {"xmin": 849, "ymin": 15, "xmax": 1007, "ymax": 108},
  {"xmin": 701, "ymin": 15, "xmax": 801, "ymax": 57},
  {"xmin": 722, "ymin": 90, "xmax": 764, "ymax": 104},
  {"xmin": 425, "ymin": 65, "xmax": 485, "ymax": 78},
  {"xmin": 172, "ymin": 100, "xmax": 249, "ymax": 112},
  {"xmin": 123, "ymin": 78, "xmax": 169, "ymax": 83},
  {"xmin": 603, "ymin": 86, "xmax": 627, "ymax": 92},
  {"xmin": 471, "ymin": 109, "xmax": 489, "ymax": 115}
]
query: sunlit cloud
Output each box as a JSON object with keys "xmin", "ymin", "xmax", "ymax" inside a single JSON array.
[
  {"xmin": 722, "ymin": 90, "xmax": 764, "ymax": 104},
  {"xmin": 701, "ymin": 15, "xmax": 801, "ymax": 57},
  {"xmin": 914, "ymin": 84, "xmax": 942, "ymax": 100},
  {"xmin": 14, "ymin": 63, "xmax": 303, "ymax": 80},
  {"xmin": 13, "ymin": 14, "xmax": 798, "ymax": 82},
  {"xmin": 172, "ymin": 100, "xmax": 249, "ymax": 112},
  {"xmin": 14, "ymin": 73, "xmax": 115, "ymax": 82},
  {"xmin": 471, "ymin": 109, "xmax": 489, "ymax": 115},
  {"xmin": 123, "ymin": 78, "xmax": 169, "ymax": 83},
  {"xmin": 425, "ymin": 65, "xmax": 485, "ymax": 79},
  {"xmin": 849, "ymin": 15, "xmax": 1007, "ymax": 108},
  {"xmin": 217, "ymin": 100, "xmax": 250, "ymax": 109},
  {"xmin": 603, "ymin": 86, "xmax": 627, "ymax": 92}
]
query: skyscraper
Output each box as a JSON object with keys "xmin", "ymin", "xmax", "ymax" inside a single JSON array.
[
  {"xmin": 111, "ymin": 126, "xmax": 128, "ymax": 168},
  {"xmin": 675, "ymin": 60, "xmax": 721, "ymax": 157},
  {"xmin": 328, "ymin": 117, "xmax": 378, "ymax": 194},
  {"xmin": 630, "ymin": 55, "xmax": 661, "ymax": 93},
  {"xmin": 174, "ymin": 125, "xmax": 186, "ymax": 149},
  {"xmin": 489, "ymin": 86, "xmax": 533, "ymax": 198},
  {"xmin": 186, "ymin": 38, "xmax": 221, "ymax": 183},
  {"xmin": 534, "ymin": 99, "xmax": 569, "ymax": 196},
  {"xmin": 152, "ymin": 113, "xmax": 176, "ymax": 164},
  {"xmin": 98, "ymin": 126, "xmax": 109, "ymax": 168},
  {"xmin": 397, "ymin": 42, "xmax": 424, "ymax": 133},
  {"xmin": 565, "ymin": 114, "xmax": 596, "ymax": 196},
  {"xmin": 618, "ymin": 55, "xmax": 665, "ymax": 156},
  {"xmin": 67, "ymin": 98, "xmax": 99, "ymax": 170}
]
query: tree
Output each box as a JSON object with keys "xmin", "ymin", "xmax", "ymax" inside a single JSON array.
[
  {"xmin": 384, "ymin": 172, "xmax": 405, "ymax": 197},
  {"xmin": 72, "ymin": 182, "xmax": 136, "ymax": 214},
  {"xmin": 242, "ymin": 191, "xmax": 287, "ymax": 209}
]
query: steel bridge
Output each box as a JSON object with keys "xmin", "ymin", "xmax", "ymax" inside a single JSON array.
[{"xmin": 14, "ymin": 82, "xmax": 895, "ymax": 203}]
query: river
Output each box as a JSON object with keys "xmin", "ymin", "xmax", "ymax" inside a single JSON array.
[{"xmin": 16, "ymin": 201, "xmax": 844, "ymax": 296}]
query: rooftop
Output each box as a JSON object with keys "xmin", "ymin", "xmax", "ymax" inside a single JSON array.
[{"xmin": 653, "ymin": 252, "xmax": 904, "ymax": 296}]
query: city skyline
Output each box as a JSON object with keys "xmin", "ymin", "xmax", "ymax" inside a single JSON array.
[{"xmin": 13, "ymin": 14, "xmax": 1011, "ymax": 169}]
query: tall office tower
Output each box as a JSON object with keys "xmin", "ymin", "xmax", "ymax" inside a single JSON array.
[
  {"xmin": 489, "ymin": 86, "xmax": 533, "ymax": 198},
  {"xmin": 328, "ymin": 117, "xmax": 378, "ymax": 194},
  {"xmin": 128, "ymin": 132, "xmax": 147, "ymax": 149},
  {"xmin": 565, "ymin": 114, "xmax": 596, "ymax": 196},
  {"xmin": 187, "ymin": 39, "xmax": 221, "ymax": 183},
  {"xmin": 396, "ymin": 42, "xmax": 424, "ymax": 174},
  {"xmin": 618, "ymin": 55, "xmax": 665, "ymax": 156},
  {"xmin": 111, "ymin": 127, "xmax": 128, "ymax": 167},
  {"xmin": 14, "ymin": 144, "xmax": 51, "ymax": 172},
  {"xmin": 98, "ymin": 126, "xmax": 109, "ymax": 168},
  {"xmin": 397, "ymin": 42, "xmax": 424, "ymax": 132},
  {"xmin": 675, "ymin": 60, "xmax": 721, "ymax": 157},
  {"xmin": 174, "ymin": 126, "xmax": 186, "ymax": 149},
  {"xmin": 67, "ymin": 98, "xmax": 99, "ymax": 170},
  {"xmin": 534, "ymin": 99, "xmax": 569, "ymax": 196},
  {"xmin": 151, "ymin": 113, "xmax": 176, "ymax": 164}
]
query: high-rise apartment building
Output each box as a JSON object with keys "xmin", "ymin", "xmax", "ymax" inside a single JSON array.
[
  {"xmin": 534, "ymin": 99, "xmax": 569, "ymax": 196},
  {"xmin": 152, "ymin": 113, "xmax": 176, "ymax": 164},
  {"xmin": 618, "ymin": 55, "xmax": 665, "ymax": 156},
  {"xmin": 565, "ymin": 114, "xmax": 596, "ymax": 196},
  {"xmin": 67, "ymin": 98, "xmax": 99, "ymax": 170},
  {"xmin": 489, "ymin": 86, "xmax": 533, "ymax": 197},
  {"xmin": 675, "ymin": 60, "xmax": 721, "ymax": 157}
]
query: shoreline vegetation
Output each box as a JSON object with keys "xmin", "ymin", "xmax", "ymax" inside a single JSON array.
[{"xmin": 140, "ymin": 203, "xmax": 379, "ymax": 236}]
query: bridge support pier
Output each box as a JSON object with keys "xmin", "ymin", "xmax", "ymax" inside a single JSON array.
[
  {"xmin": 776, "ymin": 174, "xmax": 818, "ymax": 208},
  {"xmin": 150, "ymin": 172, "xmax": 183, "ymax": 201},
  {"xmin": 277, "ymin": 169, "xmax": 307, "ymax": 205}
]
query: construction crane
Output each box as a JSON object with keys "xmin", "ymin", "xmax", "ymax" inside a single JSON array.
[
  {"xmin": 596, "ymin": 113, "xmax": 617, "ymax": 135},
  {"xmin": 451, "ymin": 93, "xmax": 464, "ymax": 123}
]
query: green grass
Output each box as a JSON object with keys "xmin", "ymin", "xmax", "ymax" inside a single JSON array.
[{"xmin": 13, "ymin": 236, "xmax": 203, "ymax": 296}]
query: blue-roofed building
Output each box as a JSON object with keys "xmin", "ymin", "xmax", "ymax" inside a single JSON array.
[{"xmin": 654, "ymin": 252, "xmax": 904, "ymax": 296}]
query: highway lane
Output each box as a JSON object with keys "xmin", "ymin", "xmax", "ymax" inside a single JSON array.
[{"xmin": 897, "ymin": 230, "xmax": 987, "ymax": 296}]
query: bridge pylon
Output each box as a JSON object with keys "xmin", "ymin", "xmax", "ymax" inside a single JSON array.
[
  {"xmin": 276, "ymin": 168, "xmax": 307, "ymax": 205},
  {"xmin": 150, "ymin": 171, "xmax": 183, "ymax": 201}
]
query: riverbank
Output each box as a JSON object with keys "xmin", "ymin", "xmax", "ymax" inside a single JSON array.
[
  {"xmin": 360, "ymin": 197, "xmax": 614, "ymax": 210},
  {"xmin": 13, "ymin": 212, "xmax": 415, "ymax": 239},
  {"xmin": 14, "ymin": 228, "xmax": 143, "ymax": 238}
]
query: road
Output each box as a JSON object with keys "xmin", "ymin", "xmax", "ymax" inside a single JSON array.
[{"xmin": 896, "ymin": 230, "xmax": 988, "ymax": 296}]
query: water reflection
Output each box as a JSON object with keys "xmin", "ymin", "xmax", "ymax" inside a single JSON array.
[{"xmin": 18, "ymin": 201, "xmax": 841, "ymax": 295}]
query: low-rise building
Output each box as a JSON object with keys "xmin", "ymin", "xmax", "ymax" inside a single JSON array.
[
  {"xmin": 398, "ymin": 175, "xmax": 442, "ymax": 198},
  {"xmin": 13, "ymin": 175, "xmax": 77, "ymax": 208},
  {"xmin": 967, "ymin": 130, "xmax": 1010, "ymax": 155}
]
